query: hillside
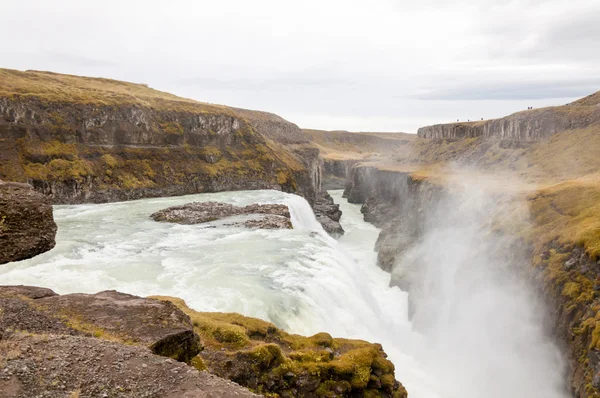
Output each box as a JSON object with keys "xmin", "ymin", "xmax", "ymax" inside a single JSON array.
[{"xmin": 0, "ymin": 69, "xmax": 320, "ymax": 204}]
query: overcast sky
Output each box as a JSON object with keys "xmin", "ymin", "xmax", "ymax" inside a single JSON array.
[{"xmin": 2, "ymin": 0, "xmax": 599, "ymax": 132}]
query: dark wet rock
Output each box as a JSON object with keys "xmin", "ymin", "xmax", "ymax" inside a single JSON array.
[
  {"xmin": 151, "ymin": 201, "xmax": 292, "ymax": 229},
  {"xmin": 0, "ymin": 332, "xmax": 259, "ymax": 398},
  {"xmin": 313, "ymin": 191, "xmax": 344, "ymax": 237},
  {"xmin": 0, "ymin": 181, "xmax": 57, "ymax": 264}
]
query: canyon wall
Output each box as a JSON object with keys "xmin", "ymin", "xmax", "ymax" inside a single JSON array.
[
  {"xmin": 417, "ymin": 105, "xmax": 600, "ymax": 141},
  {"xmin": 343, "ymin": 162, "xmax": 600, "ymax": 398},
  {"xmin": 0, "ymin": 70, "xmax": 320, "ymax": 205}
]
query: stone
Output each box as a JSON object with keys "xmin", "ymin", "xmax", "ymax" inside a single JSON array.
[
  {"xmin": 151, "ymin": 201, "xmax": 293, "ymax": 229},
  {"xmin": 0, "ymin": 181, "xmax": 57, "ymax": 264},
  {"xmin": 313, "ymin": 191, "xmax": 344, "ymax": 237},
  {"xmin": 0, "ymin": 333, "xmax": 259, "ymax": 398},
  {"xmin": 565, "ymin": 257, "xmax": 578, "ymax": 270},
  {"xmin": 0, "ymin": 287, "xmax": 202, "ymax": 363}
]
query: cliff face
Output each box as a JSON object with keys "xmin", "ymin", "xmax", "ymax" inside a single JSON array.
[
  {"xmin": 417, "ymin": 101, "xmax": 600, "ymax": 141},
  {"xmin": 0, "ymin": 180, "xmax": 56, "ymax": 264},
  {"xmin": 342, "ymin": 160, "xmax": 600, "ymax": 398},
  {"xmin": 0, "ymin": 69, "xmax": 317, "ymax": 205}
]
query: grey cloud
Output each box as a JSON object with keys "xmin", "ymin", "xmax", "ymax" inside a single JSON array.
[
  {"xmin": 173, "ymin": 75, "xmax": 352, "ymax": 90},
  {"xmin": 43, "ymin": 51, "xmax": 117, "ymax": 68},
  {"xmin": 412, "ymin": 79, "xmax": 600, "ymax": 101}
]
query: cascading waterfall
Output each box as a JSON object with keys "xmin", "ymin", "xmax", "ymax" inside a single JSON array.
[{"xmin": 0, "ymin": 188, "xmax": 569, "ymax": 397}]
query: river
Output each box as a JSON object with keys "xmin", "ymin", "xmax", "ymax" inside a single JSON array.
[{"xmin": 0, "ymin": 189, "xmax": 568, "ymax": 397}]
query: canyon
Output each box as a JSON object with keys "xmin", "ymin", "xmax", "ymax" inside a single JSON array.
[
  {"xmin": 315, "ymin": 93, "xmax": 600, "ymax": 397},
  {"xmin": 2, "ymin": 68, "xmax": 600, "ymax": 397}
]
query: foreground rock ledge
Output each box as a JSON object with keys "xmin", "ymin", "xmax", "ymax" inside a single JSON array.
[
  {"xmin": 1, "ymin": 286, "xmax": 407, "ymax": 397},
  {"xmin": 0, "ymin": 181, "xmax": 57, "ymax": 264},
  {"xmin": 151, "ymin": 201, "xmax": 293, "ymax": 229}
]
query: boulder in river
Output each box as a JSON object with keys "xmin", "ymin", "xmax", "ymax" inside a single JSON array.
[{"xmin": 150, "ymin": 201, "xmax": 293, "ymax": 229}]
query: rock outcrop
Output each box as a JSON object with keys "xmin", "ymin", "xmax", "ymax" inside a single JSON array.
[
  {"xmin": 417, "ymin": 102, "xmax": 600, "ymax": 141},
  {"xmin": 313, "ymin": 191, "xmax": 344, "ymax": 237},
  {"xmin": 151, "ymin": 202, "xmax": 293, "ymax": 229},
  {"xmin": 0, "ymin": 287, "xmax": 202, "ymax": 362},
  {"xmin": 0, "ymin": 180, "xmax": 57, "ymax": 264},
  {"xmin": 0, "ymin": 286, "xmax": 407, "ymax": 397},
  {"xmin": 152, "ymin": 296, "xmax": 408, "ymax": 398},
  {"xmin": 0, "ymin": 286, "xmax": 258, "ymax": 397}
]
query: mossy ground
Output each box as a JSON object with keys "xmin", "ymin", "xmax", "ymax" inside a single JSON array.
[{"xmin": 150, "ymin": 296, "xmax": 406, "ymax": 397}]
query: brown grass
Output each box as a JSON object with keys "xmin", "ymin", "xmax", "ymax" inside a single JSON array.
[{"xmin": 0, "ymin": 68, "xmax": 232, "ymax": 115}]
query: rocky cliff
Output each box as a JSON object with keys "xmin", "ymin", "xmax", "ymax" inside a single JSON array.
[
  {"xmin": 0, "ymin": 180, "xmax": 56, "ymax": 264},
  {"xmin": 0, "ymin": 69, "xmax": 343, "ymax": 233},
  {"xmin": 417, "ymin": 98, "xmax": 600, "ymax": 141},
  {"xmin": 0, "ymin": 69, "xmax": 315, "ymax": 205}
]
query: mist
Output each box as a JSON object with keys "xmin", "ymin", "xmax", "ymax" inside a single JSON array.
[{"xmin": 391, "ymin": 169, "xmax": 569, "ymax": 397}]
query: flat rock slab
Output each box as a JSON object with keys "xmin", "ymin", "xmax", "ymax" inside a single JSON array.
[
  {"xmin": 0, "ymin": 287, "xmax": 201, "ymax": 363},
  {"xmin": 0, "ymin": 333, "xmax": 259, "ymax": 398},
  {"xmin": 151, "ymin": 202, "xmax": 292, "ymax": 229},
  {"xmin": 0, "ymin": 181, "xmax": 57, "ymax": 264}
]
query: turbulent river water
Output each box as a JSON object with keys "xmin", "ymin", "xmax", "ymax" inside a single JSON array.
[{"xmin": 0, "ymin": 189, "xmax": 568, "ymax": 397}]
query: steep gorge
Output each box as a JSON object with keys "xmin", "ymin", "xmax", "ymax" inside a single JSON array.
[{"xmin": 325, "ymin": 93, "xmax": 600, "ymax": 397}]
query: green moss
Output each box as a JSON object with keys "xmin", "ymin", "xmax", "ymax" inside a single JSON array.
[
  {"xmin": 563, "ymin": 282, "xmax": 581, "ymax": 300},
  {"xmin": 101, "ymin": 154, "xmax": 118, "ymax": 168},
  {"xmin": 159, "ymin": 121, "xmax": 184, "ymax": 135},
  {"xmin": 150, "ymin": 296, "xmax": 403, "ymax": 396}
]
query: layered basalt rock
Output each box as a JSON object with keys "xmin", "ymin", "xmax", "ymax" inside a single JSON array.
[
  {"xmin": 322, "ymin": 158, "xmax": 358, "ymax": 190},
  {"xmin": 0, "ymin": 180, "xmax": 57, "ymax": 264},
  {"xmin": 0, "ymin": 69, "xmax": 314, "ymax": 206},
  {"xmin": 417, "ymin": 104, "xmax": 600, "ymax": 141}
]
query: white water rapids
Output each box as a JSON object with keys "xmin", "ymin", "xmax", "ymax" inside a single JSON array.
[{"xmin": 0, "ymin": 189, "xmax": 568, "ymax": 397}]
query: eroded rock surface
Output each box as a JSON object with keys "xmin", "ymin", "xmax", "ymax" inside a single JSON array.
[
  {"xmin": 0, "ymin": 286, "xmax": 258, "ymax": 397},
  {"xmin": 151, "ymin": 202, "xmax": 293, "ymax": 229},
  {"xmin": 0, "ymin": 181, "xmax": 57, "ymax": 264},
  {"xmin": 0, "ymin": 287, "xmax": 201, "ymax": 363},
  {"xmin": 0, "ymin": 333, "xmax": 259, "ymax": 398}
]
